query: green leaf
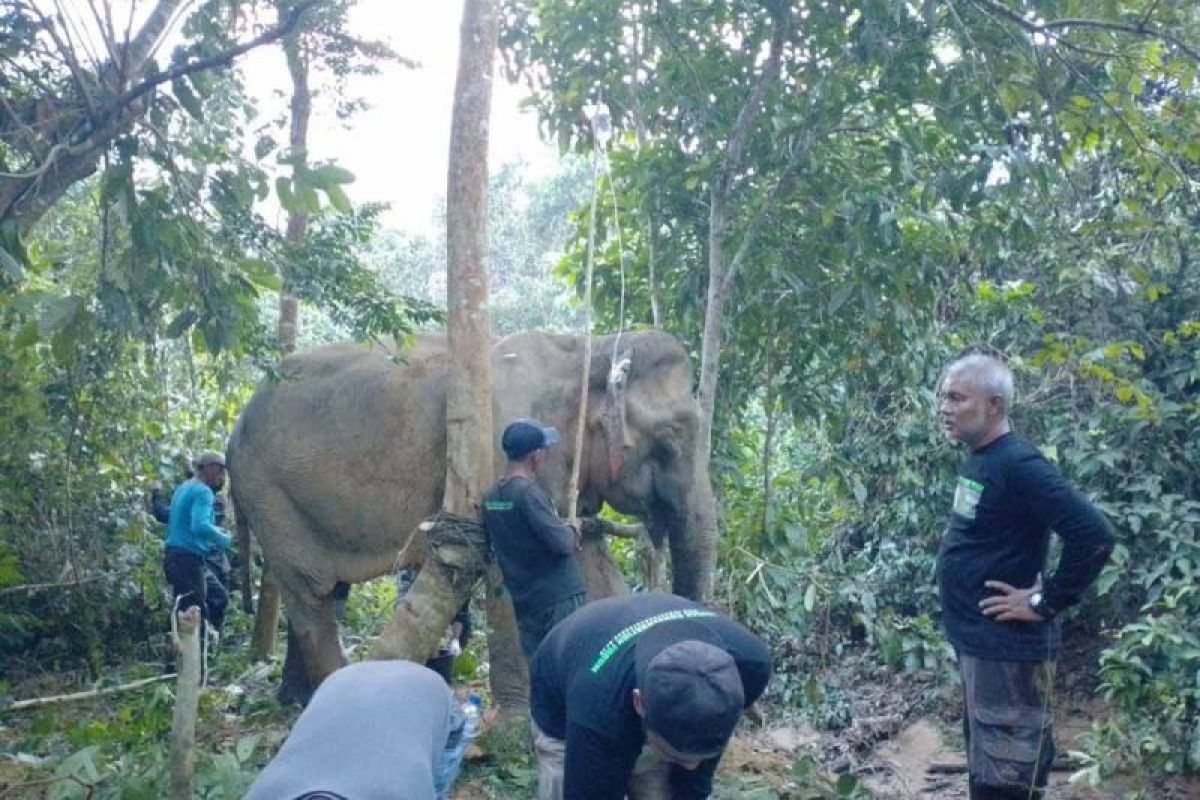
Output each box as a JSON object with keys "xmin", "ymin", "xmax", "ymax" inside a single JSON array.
[
  {"xmin": 165, "ymin": 309, "xmax": 198, "ymax": 338},
  {"xmin": 311, "ymin": 164, "xmax": 356, "ymax": 185},
  {"xmin": 836, "ymin": 773, "xmax": 859, "ymax": 795},
  {"xmin": 828, "ymin": 284, "xmax": 853, "ymax": 315},
  {"xmin": 0, "ymin": 245, "xmax": 23, "ymax": 281},
  {"xmin": 299, "ymin": 183, "xmax": 321, "ymax": 214},
  {"xmin": 13, "ymin": 321, "xmax": 38, "ymax": 348},
  {"xmin": 39, "ymin": 295, "xmax": 81, "ymax": 336},
  {"xmin": 324, "ymin": 183, "xmax": 353, "ymax": 214},
  {"xmin": 255, "ymin": 136, "xmax": 277, "ymax": 160},
  {"xmin": 239, "ymin": 258, "xmax": 282, "ymax": 290},
  {"xmin": 276, "ymin": 177, "xmax": 299, "ymax": 213},
  {"xmin": 172, "ymin": 78, "xmax": 203, "ymax": 120},
  {"xmin": 235, "ymin": 733, "xmax": 261, "ymax": 763},
  {"xmin": 804, "ymin": 583, "xmax": 817, "ymax": 612}
]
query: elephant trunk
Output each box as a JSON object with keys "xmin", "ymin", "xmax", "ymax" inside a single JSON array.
[{"xmin": 669, "ymin": 460, "xmax": 718, "ymax": 601}]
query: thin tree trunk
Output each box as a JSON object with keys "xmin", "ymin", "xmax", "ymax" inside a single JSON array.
[
  {"xmin": 250, "ymin": 570, "xmax": 282, "ymax": 661},
  {"xmin": 760, "ymin": 331, "xmax": 777, "ymax": 543},
  {"xmin": 370, "ymin": 0, "xmax": 498, "ymax": 674},
  {"xmin": 278, "ymin": 11, "xmax": 310, "ymax": 356},
  {"xmin": 250, "ymin": 13, "xmax": 311, "ymax": 662},
  {"xmin": 689, "ymin": 11, "xmax": 788, "ymax": 600},
  {"xmin": 169, "ymin": 607, "xmax": 201, "ymax": 800}
]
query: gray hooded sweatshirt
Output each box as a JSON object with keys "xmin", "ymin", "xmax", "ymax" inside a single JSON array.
[{"xmin": 246, "ymin": 660, "xmax": 462, "ymax": 800}]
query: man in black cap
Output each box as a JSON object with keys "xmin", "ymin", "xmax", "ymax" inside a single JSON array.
[
  {"xmin": 529, "ymin": 593, "xmax": 772, "ymax": 800},
  {"xmin": 483, "ymin": 419, "xmax": 587, "ymax": 661}
]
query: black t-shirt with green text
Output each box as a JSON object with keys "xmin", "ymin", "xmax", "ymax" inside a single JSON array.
[
  {"xmin": 530, "ymin": 593, "xmax": 772, "ymax": 800},
  {"xmin": 937, "ymin": 434, "xmax": 1114, "ymax": 661},
  {"xmin": 482, "ymin": 475, "xmax": 586, "ymax": 618}
]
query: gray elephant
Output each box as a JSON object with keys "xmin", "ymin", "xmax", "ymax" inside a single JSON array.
[{"xmin": 227, "ymin": 330, "xmax": 718, "ymax": 705}]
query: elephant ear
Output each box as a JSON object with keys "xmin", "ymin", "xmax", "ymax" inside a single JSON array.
[{"xmin": 601, "ymin": 347, "xmax": 633, "ymax": 483}]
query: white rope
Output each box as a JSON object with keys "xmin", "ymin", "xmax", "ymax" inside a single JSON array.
[
  {"xmin": 566, "ymin": 118, "xmax": 602, "ymax": 521},
  {"xmin": 568, "ymin": 101, "xmax": 632, "ymax": 521}
]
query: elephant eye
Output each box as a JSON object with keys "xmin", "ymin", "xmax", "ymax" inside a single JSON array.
[{"xmin": 651, "ymin": 438, "xmax": 677, "ymax": 464}]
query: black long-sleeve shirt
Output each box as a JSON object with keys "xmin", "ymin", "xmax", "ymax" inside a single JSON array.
[
  {"xmin": 937, "ymin": 433, "xmax": 1115, "ymax": 661},
  {"xmin": 482, "ymin": 475, "xmax": 586, "ymax": 618},
  {"xmin": 530, "ymin": 593, "xmax": 772, "ymax": 800}
]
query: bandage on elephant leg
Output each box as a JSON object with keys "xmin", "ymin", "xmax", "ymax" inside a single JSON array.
[{"xmin": 370, "ymin": 513, "xmax": 488, "ymax": 664}]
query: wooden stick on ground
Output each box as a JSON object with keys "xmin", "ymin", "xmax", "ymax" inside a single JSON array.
[
  {"xmin": 926, "ymin": 758, "xmax": 1081, "ymax": 774},
  {"xmin": 169, "ymin": 606, "xmax": 202, "ymax": 800},
  {"xmin": 3, "ymin": 673, "xmax": 176, "ymax": 713}
]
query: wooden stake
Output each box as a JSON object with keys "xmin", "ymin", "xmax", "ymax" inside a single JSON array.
[{"xmin": 169, "ymin": 606, "xmax": 201, "ymax": 800}]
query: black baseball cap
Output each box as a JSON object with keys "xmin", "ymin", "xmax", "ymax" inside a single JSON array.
[
  {"xmin": 501, "ymin": 419, "xmax": 562, "ymax": 461},
  {"xmin": 635, "ymin": 629, "xmax": 745, "ymax": 757}
]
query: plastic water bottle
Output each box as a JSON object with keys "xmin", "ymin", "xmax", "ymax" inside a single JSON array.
[{"xmin": 435, "ymin": 694, "xmax": 483, "ymax": 799}]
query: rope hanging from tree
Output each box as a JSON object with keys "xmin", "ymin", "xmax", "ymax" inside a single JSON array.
[{"xmin": 567, "ymin": 100, "xmax": 630, "ymax": 520}]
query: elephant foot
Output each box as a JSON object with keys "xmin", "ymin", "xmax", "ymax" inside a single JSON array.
[
  {"xmin": 278, "ymin": 622, "xmax": 317, "ymax": 706},
  {"xmin": 277, "ymin": 677, "xmax": 313, "ymax": 707}
]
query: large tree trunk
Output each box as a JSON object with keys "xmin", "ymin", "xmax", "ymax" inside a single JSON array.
[
  {"xmin": 370, "ymin": 0, "xmax": 499, "ymax": 678},
  {"xmin": 250, "ymin": 14, "xmax": 312, "ymax": 662}
]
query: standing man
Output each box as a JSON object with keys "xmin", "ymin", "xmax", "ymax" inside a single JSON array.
[
  {"xmin": 937, "ymin": 353, "xmax": 1115, "ymax": 800},
  {"xmin": 529, "ymin": 593, "xmax": 771, "ymax": 800},
  {"xmin": 483, "ymin": 418, "xmax": 587, "ymax": 661},
  {"xmin": 163, "ymin": 451, "xmax": 232, "ymax": 631}
]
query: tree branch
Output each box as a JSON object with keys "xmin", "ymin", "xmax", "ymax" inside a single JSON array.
[
  {"xmin": 111, "ymin": 0, "xmax": 319, "ymax": 117},
  {"xmin": 715, "ymin": 7, "xmax": 790, "ymax": 205},
  {"xmin": 968, "ymin": 0, "xmax": 1200, "ymax": 63},
  {"xmin": 124, "ymin": 0, "xmax": 191, "ymax": 79}
]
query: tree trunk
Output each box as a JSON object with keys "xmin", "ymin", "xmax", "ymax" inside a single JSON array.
[
  {"xmin": 688, "ymin": 11, "xmax": 788, "ymax": 600},
  {"xmin": 278, "ymin": 16, "xmax": 311, "ymax": 355},
  {"xmin": 760, "ymin": 332, "xmax": 777, "ymax": 544},
  {"xmin": 441, "ymin": 0, "xmax": 496, "ymax": 517},
  {"xmin": 250, "ymin": 570, "xmax": 282, "ymax": 661},
  {"xmin": 370, "ymin": 0, "xmax": 498, "ymax": 678},
  {"xmin": 249, "ymin": 14, "xmax": 311, "ymax": 662},
  {"xmin": 169, "ymin": 607, "xmax": 201, "ymax": 800}
]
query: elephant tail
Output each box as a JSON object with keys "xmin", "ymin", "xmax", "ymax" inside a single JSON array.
[{"xmin": 231, "ymin": 487, "xmax": 255, "ymax": 615}]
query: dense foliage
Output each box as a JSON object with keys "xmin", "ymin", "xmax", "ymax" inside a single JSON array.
[{"xmin": 503, "ymin": 0, "xmax": 1200, "ymax": 781}]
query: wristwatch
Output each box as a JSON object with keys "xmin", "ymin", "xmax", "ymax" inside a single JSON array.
[{"xmin": 1028, "ymin": 591, "xmax": 1054, "ymax": 619}]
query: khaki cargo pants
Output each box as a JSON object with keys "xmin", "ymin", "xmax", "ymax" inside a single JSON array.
[{"xmin": 533, "ymin": 721, "xmax": 669, "ymax": 800}]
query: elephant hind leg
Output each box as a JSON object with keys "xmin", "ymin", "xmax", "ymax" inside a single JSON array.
[{"xmin": 278, "ymin": 577, "xmax": 346, "ymax": 704}]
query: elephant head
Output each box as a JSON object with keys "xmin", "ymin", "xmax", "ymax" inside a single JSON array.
[{"xmin": 490, "ymin": 330, "xmax": 717, "ymax": 599}]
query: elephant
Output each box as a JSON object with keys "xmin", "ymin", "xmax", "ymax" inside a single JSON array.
[{"xmin": 226, "ymin": 329, "xmax": 719, "ymax": 705}]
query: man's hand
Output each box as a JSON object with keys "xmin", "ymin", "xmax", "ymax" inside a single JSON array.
[
  {"xmin": 979, "ymin": 580, "xmax": 1044, "ymax": 623},
  {"xmin": 567, "ymin": 518, "xmax": 583, "ymax": 552}
]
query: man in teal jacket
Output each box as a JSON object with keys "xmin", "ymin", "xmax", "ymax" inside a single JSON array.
[{"xmin": 163, "ymin": 451, "xmax": 232, "ymax": 630}]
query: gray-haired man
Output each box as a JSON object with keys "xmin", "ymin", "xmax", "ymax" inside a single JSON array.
[{"xmin": 937, "ymin": 353, "xmax": 1114, "ymax": 799}]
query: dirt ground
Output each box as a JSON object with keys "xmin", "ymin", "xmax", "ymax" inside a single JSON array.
[{"xmin": 712, "ymin": 696, "xmax": 1198, "ymax": 799}]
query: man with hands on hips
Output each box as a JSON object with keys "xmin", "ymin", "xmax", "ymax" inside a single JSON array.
[{"xmin": 936, "ymin": 353, "xmax": 1114, "ymax": 800}]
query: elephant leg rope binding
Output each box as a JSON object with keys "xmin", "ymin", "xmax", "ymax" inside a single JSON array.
[{"xmin": 391, "ymin": 511, "xmax": 491, "ymax": 582}]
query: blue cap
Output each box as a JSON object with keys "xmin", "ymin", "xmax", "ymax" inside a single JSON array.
[{"xmin": 501, "ymin": 419, "xmax": 561, "ymax": 461}]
